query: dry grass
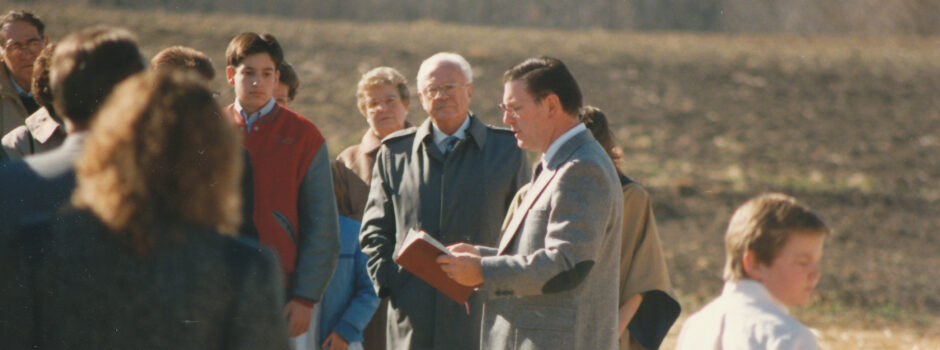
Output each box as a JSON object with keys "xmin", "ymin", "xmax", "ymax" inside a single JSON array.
[{"xmin": 8, "ymin": 1, "xmax": 940, "ymax": 348}]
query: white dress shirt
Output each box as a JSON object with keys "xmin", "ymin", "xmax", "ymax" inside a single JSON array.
[{"xmin": 675, "ymin": 279, "xmax": 819, "ymax": 350}]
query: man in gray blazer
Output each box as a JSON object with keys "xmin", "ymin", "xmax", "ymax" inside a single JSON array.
[
  {"xmin": 439, "ymin": 57, "xmax": 623, "ymax": 350},
  {"xmin": 359, "ymin": 52, "xmax": 529, "ymax": 350}
]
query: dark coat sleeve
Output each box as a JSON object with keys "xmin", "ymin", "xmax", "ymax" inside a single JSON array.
[
  {"xmin": 358, "ymin": 147, "xmax": 398, "ymax": 299},
  {"xmin": 225, "ymin": 246, "xmax": 290, "ymax": 350}
]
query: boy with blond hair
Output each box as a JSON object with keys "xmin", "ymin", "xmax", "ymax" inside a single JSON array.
[{"xmin": 676, "ymin": 193, "xmax": 829, "ymax": 350}]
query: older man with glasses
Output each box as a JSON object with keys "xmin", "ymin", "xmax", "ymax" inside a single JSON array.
[
  {"xmin": 0, "ymin": 10, "xmax": 47, "ymax": 136},
  {"xmin": 359, "ymin": 52, "xmax": 529, "ymax": 350}
]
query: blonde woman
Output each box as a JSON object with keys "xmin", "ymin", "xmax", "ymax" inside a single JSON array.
[{"xmin": 332, "ymin": 66, "xmax": 412, "ymax": 222}]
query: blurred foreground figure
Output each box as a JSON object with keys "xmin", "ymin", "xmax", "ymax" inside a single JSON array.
[
  {"xmin": 7, "ymin": 71, "xmax": 290, "ymax": 349},
  {"xmin": 150, "ymin": 45, "xmax": 259, "ymax": 241},
  {"xmin": 675, "ymin": 193, "xmax": 829, "ymax": 350},
  {"xmin": 0, "ymin": 26, "xmax": 144, "ymax": 231}
]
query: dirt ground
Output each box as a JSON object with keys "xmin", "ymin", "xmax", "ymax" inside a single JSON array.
[{"xmin": 9, "ymin": 2, "xmax": 940, "ymax": 348}]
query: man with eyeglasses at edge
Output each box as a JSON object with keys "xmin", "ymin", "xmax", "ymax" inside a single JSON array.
[
  {"xmin": 0, "ymin": 10, "xmax": 46, "ymax": 137},
  {"xmin": 359, "ymin": 52, "xmax": 529, "ymax": 350}
]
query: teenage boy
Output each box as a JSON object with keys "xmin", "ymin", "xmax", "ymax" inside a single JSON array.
[
  {"xmin": 675, "ymin": 193, "xmax": 829, "ymax": 350},
  {"xmin": 224, "ymin": 32, "xmax": 339, "ymax": 339}
]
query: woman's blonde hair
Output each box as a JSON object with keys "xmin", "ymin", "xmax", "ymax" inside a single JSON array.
[
  {"xmin": 356, "ymin": 66, "xmax": 409, "ymax": 115},
  {"xmin": 72, "ymin": 70, "xmax": 243, "ymax": 256}
]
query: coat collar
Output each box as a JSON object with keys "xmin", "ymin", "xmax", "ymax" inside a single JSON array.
[
  {"xmin": 24, "ymin": 107, "xmax": 64, "ymax": 144},
  {"xmin": 361, "ymin": 120, "xmax": 413, "ymax": 156},
  {"xmin": 412, "ymin": 113, "xmax": 486, "ymax": 155},
  {"xmin": 545, "ymin": 129, "xmax": 592, "ymax": 171}
]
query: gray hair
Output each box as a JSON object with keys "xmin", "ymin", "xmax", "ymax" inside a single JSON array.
[{"xmin": 416, "ymin": 52, "xmax": 473, "ymax": 88}]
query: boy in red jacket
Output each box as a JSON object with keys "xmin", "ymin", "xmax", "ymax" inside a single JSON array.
[{"xmin": 224, "ymin": 32, "xmax": 339, "ymax": 339}]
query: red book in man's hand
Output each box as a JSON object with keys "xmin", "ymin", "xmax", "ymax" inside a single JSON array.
[{"xmin": 394, "ymin": 229, "xmax": 474, "ymax": 304}]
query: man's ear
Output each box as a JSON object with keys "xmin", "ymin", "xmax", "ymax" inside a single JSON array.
[
  {"xmin": 742, "ymin": 250, "xmax": 762, "ymax": 281},
  {"xmin": 543, "ymin": 93, "xmax": 562, "ymax": 118},
  {"xmin": 465, "ymin": 83, "xmax": 472, "ymax": 100},
  {"xmin": 225, "ymin": 66, "xmax": 236, "ymax": 86},
  {"xmin": 275, "ymin": 69, "xmax": 280, "ymax": 84}
]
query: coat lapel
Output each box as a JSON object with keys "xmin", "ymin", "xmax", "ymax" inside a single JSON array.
[
  {"xmin": 496, "ymin": 129, "xmax": 594, "ymax": 254},
  {"xmin": 497, "ymin": 166, "xmax": 556, "ymax": 254}
]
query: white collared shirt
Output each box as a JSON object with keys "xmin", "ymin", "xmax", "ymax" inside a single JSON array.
[
  {"xmin": 234, "ymin": 97, "xmax": 277, "ymax": 133},
  {"xmin": 431, "ymin": 114, "xmax": 471, "ymax": 153},
  {"xmin": 675, "ymin": 279, "xmax": 819, "ymax": 350},
  {"xmin": 540, "ymin": 123, "xmax": 586, "ymax": 168}
]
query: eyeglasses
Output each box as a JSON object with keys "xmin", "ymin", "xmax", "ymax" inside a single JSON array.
[
  {"xmin": 497, "ymin": 103, "xmax": 523, "ymax": 119},
  {"xmin": 2, "ymin": 38, "xmax": 44, "ymax": 56},
  {"xmin": 498, "ymin": 96, "xmax": 542, "ymax": 119},
  {"xmin": 421, "ymin": 83, "xmax": 465, "ymax": 98}
]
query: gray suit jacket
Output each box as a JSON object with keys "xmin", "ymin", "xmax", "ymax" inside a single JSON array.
[
  {"xmin": 359, "ymin": 115, "xmax": 529, "ymax": 350},
  {"xmin": 477, "ymin": 129, "xmax": 623, "ymax": 350}
]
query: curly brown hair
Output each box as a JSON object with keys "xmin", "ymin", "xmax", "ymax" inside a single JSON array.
[
  {"xmin": 72, "ymin": 70, "xmax": 243, "ymax": 256},
  {"xmin": 31, "ymin": 41, "xmax": 55, "ymax": 108}
]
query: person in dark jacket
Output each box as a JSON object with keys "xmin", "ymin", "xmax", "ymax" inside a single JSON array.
[
  {"xmin": 4, "ymin": 70, "xmax": 289, "ymax": 349},
  {"xmin": 359, "ymin": 52, "xmax": 529, "ymax": 350}
]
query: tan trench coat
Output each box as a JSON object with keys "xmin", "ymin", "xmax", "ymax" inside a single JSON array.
[{"xmin": 0, "ymin": 65, "xmax": 29, "ymax": 137}]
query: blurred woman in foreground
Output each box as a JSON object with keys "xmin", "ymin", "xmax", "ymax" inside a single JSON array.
[{"xmin": 25, "ymin": 71, "xmax": 289, "ymax": 349}]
